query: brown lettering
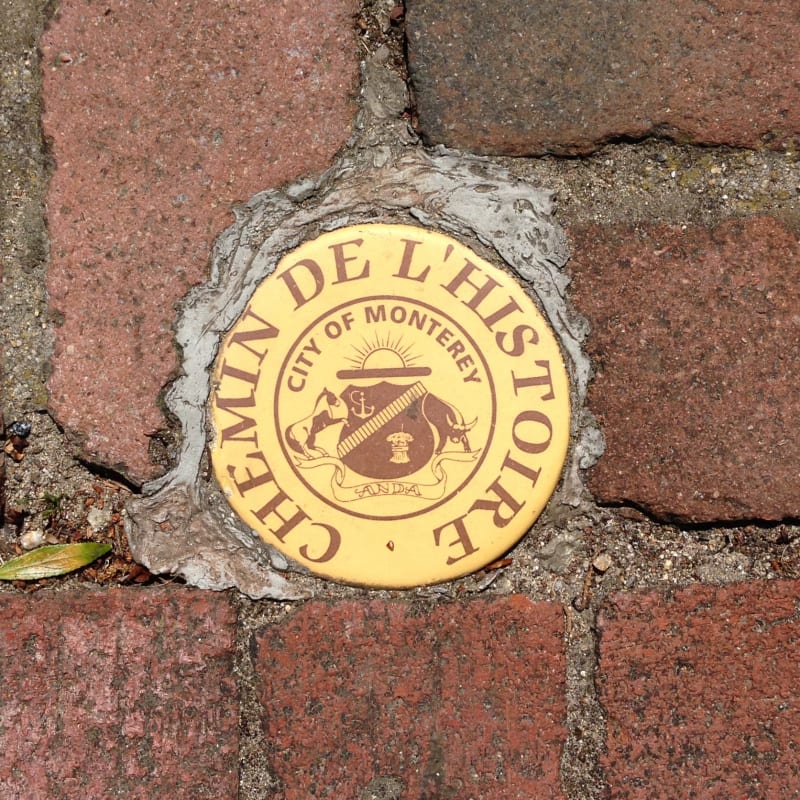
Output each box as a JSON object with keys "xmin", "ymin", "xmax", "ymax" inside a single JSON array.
[
  {"xmin": 469, "ymin": 476, "xmax": 523, "ymax": 527},
  {"xmin": 227, "ymin": 307, "xmax": 279, "ymax": 363},
  {"xmin": 501, "ymin": 451, "xmax": 542, "ymax": 487},
  {"xmin": 433, "ymin": 516, "xmax": 479, "ymax": 565},
  {"xmin": 455, "ymin": 354, "xmax": 474, "ymax": 373},
  {"xmin": 287, "ymin": 375, "xmax": 306, "ymax": 392},
  {"xmin": 441, "ymin": 260, "xmax": 521, "ymax": 332},
  {"xmin": 513, "ymin": 361, "xmax": 556, "ymax": 401},
  {"xmin": 365, "ymin": 304, "xmax": 387, "ymax": 324},
  {"xmin": 442, "ymin": 260, "xmax": 499, "ymax": 314},
  {"xmin": 447, "ymin": 340, "xmax": 466, "ymax": 359},
  {"xmin": 512, "ymin": 409, "xmax": 553, "ymax": 454},
  {"xmin": 279, "ymin": 258, "xmax": 325, "ymax": 308},
  {"xmin": 230, "ymin": 453, "xmax": 337, "ymax": 560},
  {"xmin": 435, "ymin": 327, "xmax": 453, "ymax": 346},
  {"xmin": 299, "ymin": 523, "xmax": 342, "ymax": 563},
  {"xmin": 215, "ymin": 391, "xmax": 258, "ymax": 445},
  {"xmin": 227, "ymin": 450, "xmax": 273, "ymax": 495},
  {"xmin": 252, "ymin": 490, "xmax": 309, "ymax": 541},
  {"xmin": 481, "ymin": 298, "xmax": 523, "ymax": 329},
  {"xmin": 218, "ymin": 360, "xmax": 260, "ymax": 387},
  {"xmin": 496, "ymin": 323, "xmax": 539, "ymax": 357},
  {"xmin": 394, "ymin": 238, "xmax": 431, "ymax": 282},
  {"xmin": 330, "ymin": 238, "xmax": 370, "ymax": 284}
]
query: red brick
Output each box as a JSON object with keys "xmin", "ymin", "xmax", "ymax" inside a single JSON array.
[
  {"xmin": 256, "ymin": 597, "xmax": 566, "ymax": 799},
  {"xmin": 407, "ymin": 0, "xmax": 800, "ymax": 155},
  {"xmin": 0, "ymin": 587, "xmax": 238, "ymax": 799},
  {"xmin": 41, "ymin": 0, "xmax": 359, "ymax": 482},
  {"xmin": 598, "ymin": 581, "xmax": 800, "ymax": 799},
  {"xmin": 569, "ymin": 216, "xmax": 800, "ymax": 523}
]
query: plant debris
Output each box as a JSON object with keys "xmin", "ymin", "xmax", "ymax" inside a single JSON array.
[
  {"xmin": 0, "ymin": 542, "xmax": 112, "ymax": 581},
  {"xmin": 1, "ymin": 440, "xmax": 159, "ymax": 591}
]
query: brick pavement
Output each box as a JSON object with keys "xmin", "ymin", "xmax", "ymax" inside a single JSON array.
[
  {"xmin": 0, "ymin": 587, "xmax": 238, "ymax": 799},
  {"xmin": 598, "ymin": 581, "xmax": 800, "ymax": 799},
  {"xmin": 407, "ymin": 0, "xmax": 800, "ymax": 155},
  {"xmin": 3, "ymin": 586, "xmax": 800, "ymax": 798},
  {"xmin": 0, "ymin": 0, "xmax": 798, "ymax": 798},
  {"xmin": 255, "ymin": 598, "xmax": 566, "ymax": 800},
  {"xmin": 569, "ymin": 216, "xmax": 800, "ymax": 523}
]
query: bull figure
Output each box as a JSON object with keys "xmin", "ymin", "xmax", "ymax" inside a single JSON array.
[{"xmin": 419, "ymin": 393, "xmax": 476, "ymax": 454}]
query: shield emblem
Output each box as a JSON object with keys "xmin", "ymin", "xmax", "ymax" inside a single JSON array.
[{"xmin": 337, "ymin": 381, "xmax": 434, "ymax": 479}]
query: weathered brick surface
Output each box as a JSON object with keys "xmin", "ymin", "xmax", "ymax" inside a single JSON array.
[
  {"xmin": 598, "ymin": 581, "xmax": 800, "ymax": 799},
  {"xmin": 569, "ymin": 216, "xmax": 800, "ymax": 523},
  {"xmin": 41, "ymin": 0, "xmax": 359, "ymax": 482},
  {"xmin": 256, "ymin": 597, "xmax": 566, "ymax": 799},
  {"xmin": 0, "ymin": 587, "xmax": 238, "ymax": 799},
  {"xmin": 406, "ymin": 0, "xmax": 800, "ymax": 155}
]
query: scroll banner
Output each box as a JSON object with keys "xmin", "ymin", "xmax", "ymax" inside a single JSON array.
[{"xmin": 297, "ymin": 451, "xmax": 480, "ymax": 503}]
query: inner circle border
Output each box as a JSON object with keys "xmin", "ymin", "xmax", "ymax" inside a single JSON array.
[{"xmin": 273, "ymin": 294, "xmax": 498, "ymax": 521}]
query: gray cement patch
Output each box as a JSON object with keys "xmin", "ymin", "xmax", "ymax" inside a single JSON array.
[
  {"xmin": 0, "ymin": 0, "xmax": 51, "ymax": 416},
  {"xmin": 126, "ymin": 132, "xmax": 600, "ymax": 598}
]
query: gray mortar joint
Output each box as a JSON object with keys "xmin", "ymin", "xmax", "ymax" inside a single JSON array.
[{"xmin": 126, "ymin": 49, "xmax": 603, "ymax": 600}]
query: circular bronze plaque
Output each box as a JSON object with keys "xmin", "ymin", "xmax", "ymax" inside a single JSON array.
[{"xmin": 211, "ymin": 224, "xmax": 570, "ymax": 587}]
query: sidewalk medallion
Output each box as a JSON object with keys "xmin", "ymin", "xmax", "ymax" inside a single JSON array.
[{"xmin": 210, "ymin": 224, "xmax": 570, "ymax": 587}]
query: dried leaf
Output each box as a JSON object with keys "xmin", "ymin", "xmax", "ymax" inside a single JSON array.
[{"xmin": 0, "ymin": 543, "xmax": 112, "ymax": 580}]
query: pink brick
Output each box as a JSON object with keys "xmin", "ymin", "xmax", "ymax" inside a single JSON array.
[
  {"xmin": 256, "ymin": 597, "xmax": 567, "ymax": 799},
  {"xmin": 599, "ymin": 581, "xmax": 800, "ymax": 799},
  {"xmin": 41, "ymin": 0, "xmax": 359, "ymax": 482},
  {"xmin": 569, "ymin": 216, "xmax": 800, "ymax": 523},
  {"xmin": 408, "ymin": 0, "xmax": 800, "ymax": 155},
  {"xmin": 0, "ymin": 587, "xmax": 238, "ymax": 798}
]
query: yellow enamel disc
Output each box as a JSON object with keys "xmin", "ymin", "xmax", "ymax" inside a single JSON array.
[{"xmin": 210, "ymin": 224, "xmax": 570, "ymax": 588}]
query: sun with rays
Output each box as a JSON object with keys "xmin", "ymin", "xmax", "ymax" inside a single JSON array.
[{"xmin": 336, "ymin": 334, "xmax": 431, "ymax": 380}]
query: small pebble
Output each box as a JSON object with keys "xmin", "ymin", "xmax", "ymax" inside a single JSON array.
[
  {"xmin": 592, "ymin": 552, "xmax": 613, "ymax": 573},
  {"xmin": 20, "ymin": 529, "xmax": 46, "ymax": 550},
  {"xmin": 87, "ymin": 506, "xmax": 112, "ymax": 533}
]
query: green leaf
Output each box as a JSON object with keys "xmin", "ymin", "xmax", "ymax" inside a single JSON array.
[{"xmin": 0, "ymin": 543, "xmax": 112, "ymax": 580}]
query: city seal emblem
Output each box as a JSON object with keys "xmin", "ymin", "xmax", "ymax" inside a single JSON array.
[{"xmin": 210, "ymin": 224, "xmax": 570, "ymax": 587}]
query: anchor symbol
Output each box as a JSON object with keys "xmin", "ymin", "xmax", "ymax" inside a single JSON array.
[{"xmin": 350, "ymin": 390, "xmax": 374, "ymax": 420}]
